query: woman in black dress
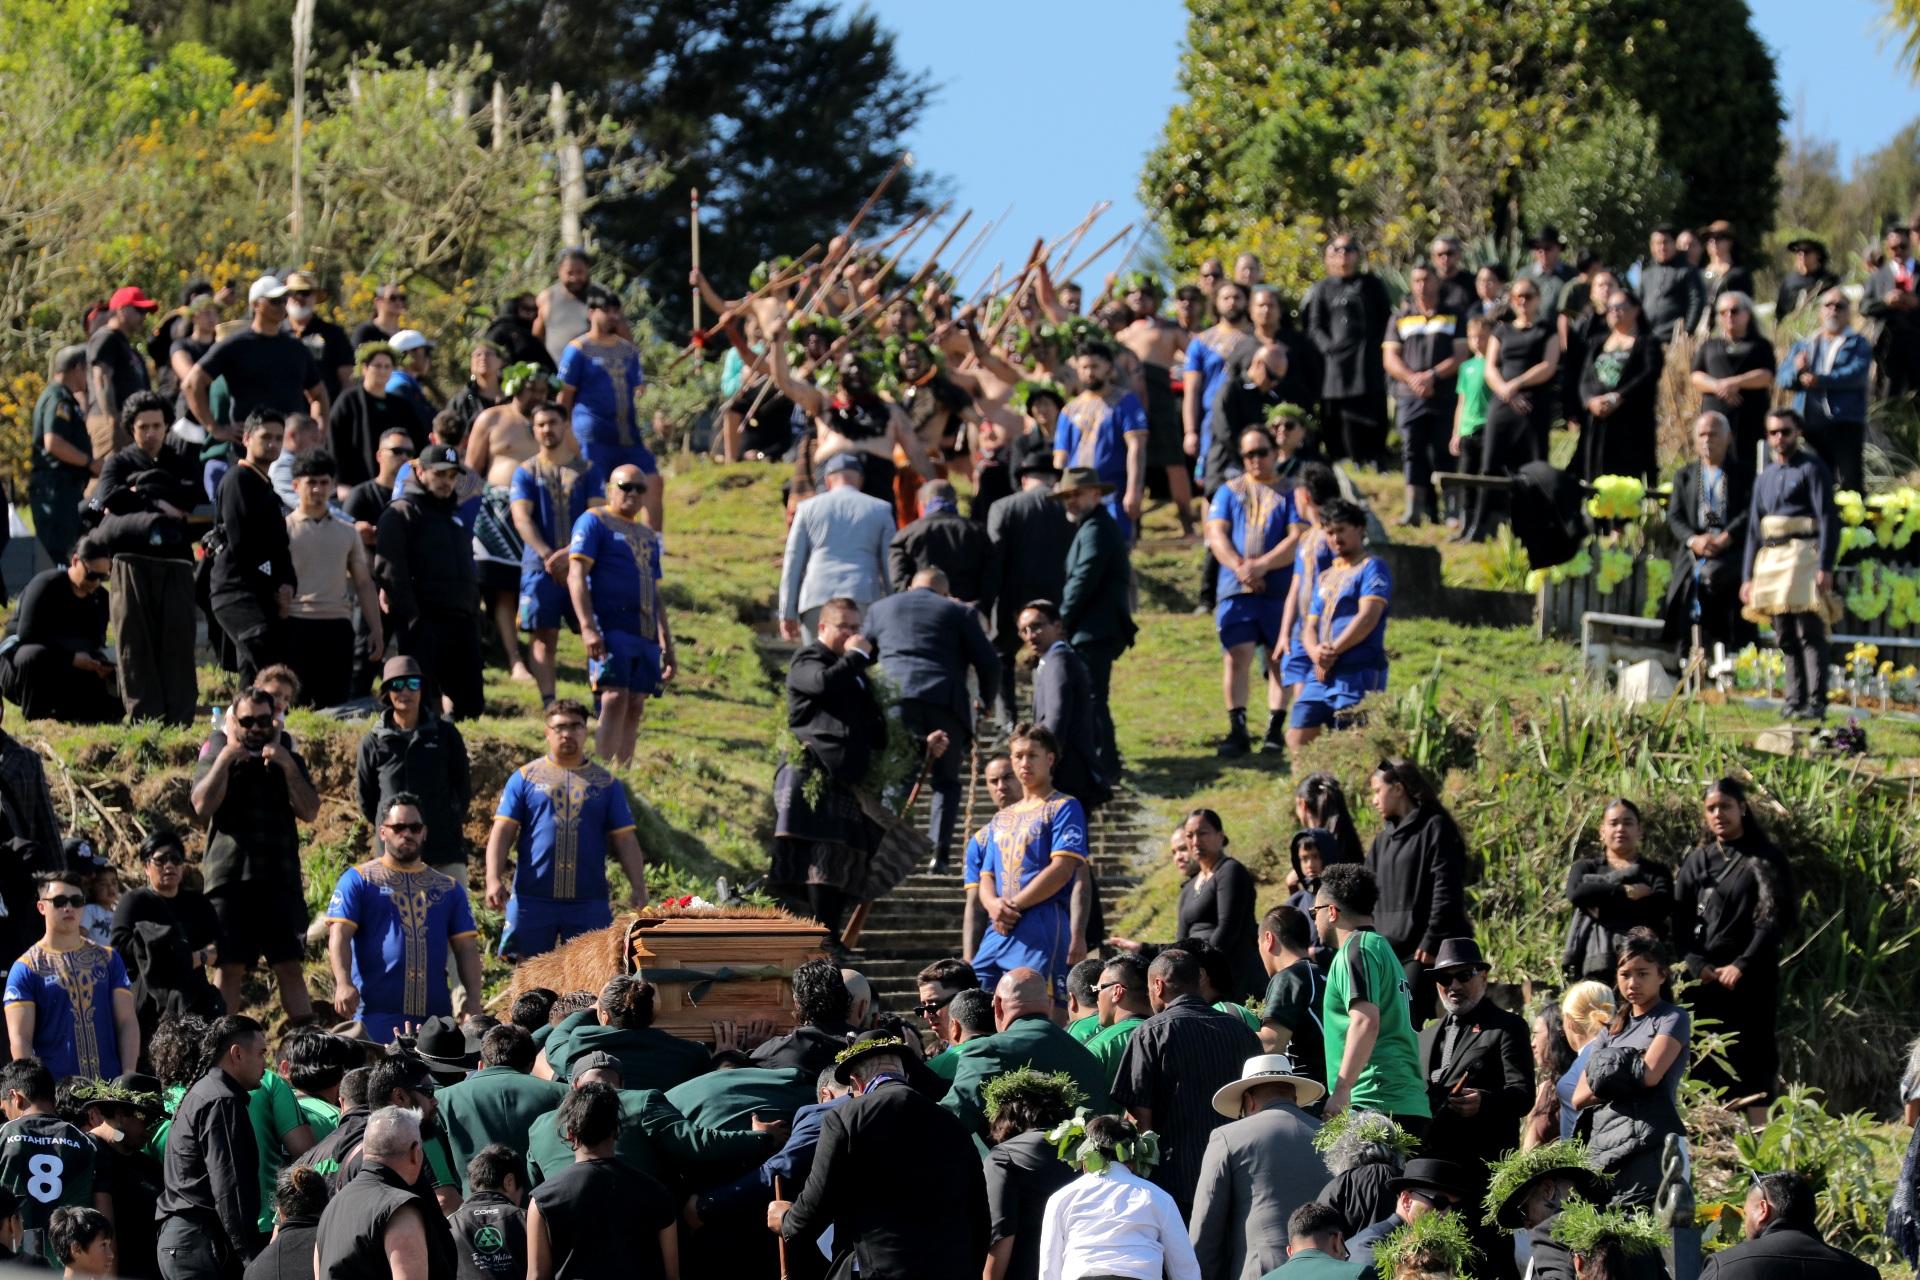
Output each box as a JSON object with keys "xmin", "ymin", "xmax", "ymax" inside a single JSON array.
[
  {"xmin": 1690, "ymin": 291, "xmax": 1776, "ymax": 468},
  {"xmin": 1672, "ymin": 776, "xmax": 1795, "ymax": 1125},
  {"xmin": 1176, "ymin": 808, "xmax": 1264, "ymax": 1000},
  {"xmin": 1558, "ymin": 268, "xmax": 1618, "ymax": 441},
  {"xmin": 1469, "ymin": 281, "xmax": 1559, "ymax": 538},
  {"xmin": 1577, "ymin": 287, "xmax": 1663, "ymax": 483},
  {"xmin": 1562, "ymin": 798, "xmax": 1675, "ymax": 982}
]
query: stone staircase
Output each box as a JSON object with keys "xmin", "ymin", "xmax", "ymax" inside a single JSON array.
[{"xmin": 857, "ymin": 763, "xmax": 1161, "ymax": 1014}]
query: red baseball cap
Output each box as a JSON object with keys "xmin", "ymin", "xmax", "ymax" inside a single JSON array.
[{"xmin": 107, "ymin": 286, "xmax": 159, "ymax": 312}]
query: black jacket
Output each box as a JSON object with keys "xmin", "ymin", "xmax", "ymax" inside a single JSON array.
[
  {"xmin": 1673, "ymin": 833, "xmax": 1795, "ymax": 981},
  {"xmin": 1060, "ymin": 505, "xmax": 1134, "ymax": 649},
  {"xmin": 355, "ymin": 710, "xmax": 472, "ymax": 869},
  {"xmin": 244, "ymin": 1214, "xmax": 319, "ymax": 1280},
  {"xmin": 1416, "ymin": 996, "xmax": 1534, "ymax": 1171},
  {"xmin": 212, "ymin": 462, "xmax": 295, "ymax": 611},
  {"xmin": 446, "ymin": 1190, "xmax": 526, "ymax": 1280},
  {"xmin": 157, "ymin": 1067, "xmax": 263, "ymax": 1261},
  {"xmin": 1699, "ymin": 1223, "xmax": 1876, "ymax": 1280},
  {"xmin": 985, "ymin": 487, "xmax": 1071, "ymax": 647},
  {"xmin": 1030, "ymin": 641, "xmax": 1103, "ymax": 807},
  {"xmin": 375, "ymin": 490, "xmax": 479, "ymax": 624},
  {"xmin": 781, "ymin": 1079, "xmax": 989, "ymax": 1280},
  {"xmin": 1365, "ymin": 804, "xmax": 1471, "ymax": 960},
  {"xmin": 1562, "ymin": 856, "xmax": 1675, "ymax": 979},
  {"xmin": 95, "ymin": 441, "xmax": 202, "ymax": 517},
  {"xmin": 889, "ymin": 509, "xmax": 995, "ymax": 604},
  {"xmin": 861, "ymin": 587, "xmax": 1000, "ymax": 723},
  {"xmin": 786, "ymin": 642, "xmax": 887, "ymax": 784}
]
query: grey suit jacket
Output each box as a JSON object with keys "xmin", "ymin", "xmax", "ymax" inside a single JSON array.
[
  {"xmin": 778, "ymin": 483, "xmax": 895, "ymax": 619},
  {"xmin": 1188, "ymin": 1102, "xmax": 1327, "ymax": 1280},
  {"xmin": 861, "ymin": 586, "xmax": 1000, "ymax": 722}
]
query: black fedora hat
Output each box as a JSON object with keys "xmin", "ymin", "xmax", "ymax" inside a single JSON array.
[
  {"xmin": 1387, "ymin": 1157, "xmax": 1477, "ymax": 1202},
  {"xmin": 413, "ymin": 1015, "xmax": 479, "ymax": 1079},
  {"xmin": 1427, "ymin": 937, "xmax": 1490, "ymax": 976}
]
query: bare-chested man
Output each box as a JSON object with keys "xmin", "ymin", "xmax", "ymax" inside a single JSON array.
[
  {"xmin": 747, "ymin": 296, "xmax": 935, "ymax": 515},
  {"xmin": 1116, "ymin": 274, "xmax": 1197, "ymax": 537},
  {"xmin": 467, "ymin": 363, "xmax": 552, "ymax": 683}
]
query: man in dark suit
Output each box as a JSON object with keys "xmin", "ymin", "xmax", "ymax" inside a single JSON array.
[
  {"xmin": 772, "ymin": 1032, "xmax": 990, "ymax": 1280},
  {"xmin": 1056, "ymin": 467, "xmax": 1134, "ymax": 780},
  {"xmin": 1663, "ymin": 411, "xmax": 1754, "ymax": 654},
  {"xmin": 890, "ymin": 479, "xmax": 994, "ymax": 606},
  {"xmin": 1701, "ymin": 1170, "xmax": 1877, "ymax": 1280},
  {"xmin": 863, "ymin": 569, "xmax": 999, "ymax": 873},
  {"xmin": 1416, "ymin": 937, "xmax": 1532, "ymax": 1280},
  {"xmin": 986, "ymin": 456, "xmax": 1072, "ymax": 724},
  {"xmin": 771, "ymin": 598, "xmax": 892, "ymax": 953},
  {"xmin": 1016, "ymin": 600, "xmax": 1104, "ymax": 810}
]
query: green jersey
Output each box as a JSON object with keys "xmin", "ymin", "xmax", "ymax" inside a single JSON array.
[
  {"xmin": 1082, "ymin": 1015, "xmax": 1145, "ymax": 1087},
  {"xmin": 1455, "ymin": 355, "xmax": 1489, "ymax": 437},
  {"xmin": 1065, "ymin": 1014, "xmax": 1101, "ymax": 1044},
  {"xmin": 1323, "ymin": 927, "xmax": 1429, "ymax": 1118}
]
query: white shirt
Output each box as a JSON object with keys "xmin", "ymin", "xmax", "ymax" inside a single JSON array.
[{"xmin": 1037, "ymin": 1166, "xmax": 1202, "ymax": 1280}]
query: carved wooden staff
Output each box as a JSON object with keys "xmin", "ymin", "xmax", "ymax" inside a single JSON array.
[
  {"xmin": 1055, "ymin": 222, "xmax": 1135, "ymax": 291},
  {"xmin": 689, "ymin": 188, "xmax": 702, "ymax": 335}
]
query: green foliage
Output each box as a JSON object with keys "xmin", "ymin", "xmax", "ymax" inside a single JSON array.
[
  {"xmin": 1481, "ymin": 1139, "xmax": 1604, "ymax": 1226},
  {"xmin": 1148, "ymin": 0, "xmax": 1782, "ymax": 290},
  {"xmin": 1375, "ymin": 1207, "xmax": 1479, "ymax": 1277},
  {"xmin": 1520, "ymin": 100, "xmax": 1682, "ymax": 269},
  {"xmin": 1312, "ymin": 1110, "xmax": 1421, "ymax": 1161},
  {"xmin": 1548, "ymin": 1200, "xmax": 1668, "ymax": 1260},
  {"xmin": 982, "ymin": 1068, "xmax": 1085, "ymax": 1124},
  {"xmin": 135, "ymin": 0, "xmax": 939, "ymax": 330}
]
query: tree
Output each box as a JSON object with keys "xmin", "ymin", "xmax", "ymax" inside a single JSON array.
[
  {"xmin": 1145, "ymin": 0, "xmax": 1782, "ymax": 288},
  {"xmin": 129, "ymin": 0, "xmax": 938, "ymax": 328},
  {"xmin": 1520, "ymin": 102, "xmax": 1682, "ymax": 270}
]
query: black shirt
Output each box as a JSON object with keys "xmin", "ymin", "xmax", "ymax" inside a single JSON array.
[
  {"xmin": 446, "ymin": 382, "xmax": 505, "ymax": 444},
  {"xmin": 330, "ymin": 387, "xmax": 423, "ymax": 486},
  {"xmin": 169, "ymin": 337, "xmax": 214, "ymax": 421},
  {"xmin": 528, "ymin": 1157, "xmax": 676, "ymax": 1280},
  {"xmin": 1302, "ymin": 273, "xmax": 1391, "ymax": 400},
  {"xmin": 191, "ymin": 731, "xmax": 311, "ymax": 892},
  {"xmin": 87, "ymin": 326, "xmax": 150, "ymax": 410},
  {"xmin": 1176, "ymin": 856, "xmax": 1264, "ymax": 1000},
  {"xmin": 95, "ymin": 1138, "xmax": 163, "ymax": 1280},
  {"xmin": 197, "ymin": 330, "xmax": 320, "ymax": 422},
  {"xmin": 348, "ymin": 321, "xmax": 394, "ymax": 351},
  {"xmin": 111, "ymin": 884, "xmax": 222, "ymax": 960},
  {"xmin": 1259, "ymin": 957, "xmax": 1326, "ymax": 1084},
  {"xmin": 244, "ymin": 1213, "xmax": 319, "ymax": 1280},
  {"xmin": 343, "ymin": 479, "xmax": 394, "ymax": 529},
  {"xmin": 212, "ymin": 462, "xmax": 295, "ymax": 608},
  {"xmin": 11, "ymin": 567, "xmax": 107, "ymax": 657},
  {"xmin": 291, "ymin": 318, "xmax": 356, "ymax": 401},
  {"xmin": 1383, "ymin": 305, "xmax": 1463, "ymax": 424},
  {"xmin": 158, "ymin": 1068, "xmax": 262, "ymax": 1260},
  {"xmin": 983, "ymin": 1130, "xmax": 1073, "ymax": 1280},
  {"xmin": 1110, "ymin": 995, "xmax": 1261, "ymax": 1217},
  {"xmin": 1693, "ymin": 335, "xmax": 1777, "ymax": 450},
  {"xmin": 313, "ymin": 1161, "xmax": 450, "ymax": 1280}
]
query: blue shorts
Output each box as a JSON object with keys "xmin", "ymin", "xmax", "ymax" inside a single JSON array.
[
  {"xmin": 589, "ymin": 630, "xmax": 662, "ymax": 695},
  {"xmin": 518, "ymin": 572, "xmax": 577, "ymax": 633},
  {"xmin": 500, "ymin": 894, "xmax": 613, "ymax": 961},
  {"xmin": 580, "ymin": 438, "xmax": 658, "ymax": 477},
  {"xmin": 1288, "ymin": 699, "xmax": 1366, "ymax": 731},
  {"xmin": 972, "ymin": 904, "xmax": 1071, "ymax": 1006},
  {"xmin": 1280, "ymin": 638, "xmax": 1314, "ymax": 687},
  {"xmin": 1216, "ymin": 594, "xmax": 1285, "ymax": 652}
]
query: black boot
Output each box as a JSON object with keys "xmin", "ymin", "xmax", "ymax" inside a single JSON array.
[
  {"xmin": 1260, "ymin": 711, "xmax": 1288, "ymax": 755},
  {"xmin": 1217, "ymin": 708, "xmax": 1251, "ymax": 758}
]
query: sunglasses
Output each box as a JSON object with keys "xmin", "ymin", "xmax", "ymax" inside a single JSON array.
[
  {"xmin": 1409, "ymin": 1190, "xmax": 1459, "ymax": 1210},
  {"xmin": 84, "ymin": 570, "xmax": 111, "ymax": 583},
  {"xmin": 914, "ymin": 995, "xmax": 955, "ymax": 1017},
  {"xmin": 1512, "ymin": 292, "xmax": 1538, "ymax": 302},
  {"xmin": 384, "ymin": 677, "xmax": 423, "ymax": 692},
  {"xmin": 236, "ymin": 714, "xmax": 275, "ymax": 729},
  {"xmin": 1822, "ymin": 301, "xmax": 1848, "ymax": 310},
  {"xmin": 384, "ymin": 821, "xmax": 425, "ymax": 834},
  {"xmin": 1095, "ymin": 979, "xmax": 1127, "ymax": 994},
  {"xmin": 1240, "ymin": 447, "xmax": 1274, "ymax": 461},
  {"xmin": 1438, "ymin": 970, "xmax": 1484, "ymax": 987},
  {"xmin": 612, "ymin": 480, "xmax": 647, "ymax": 493},
  {"xmin": 41, "ymin": 894, "xmax": 85, "ymax": 910},
  {"xmin": 146, "ymin": 851, "xmax": 186, "ymax": 866},
  {"xmin": 381, "ymin": 445, "xmax": 415, "ymax": 457},
  {"xmin": 382, "ymin": 294, "xmax": 409, "ymax": 304}
]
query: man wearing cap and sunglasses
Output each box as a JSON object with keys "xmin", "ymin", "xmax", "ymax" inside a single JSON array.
[
  {"xmin": 376, "ymin": 442, "xmax": 485, "ymax": 720},
  {"xmin": 283, "ymin": 272, "xmax": 355, "ymax": 401},
  {"xmin": 183, "ymin": 275, "xmax": 329, "ymax": 432}
]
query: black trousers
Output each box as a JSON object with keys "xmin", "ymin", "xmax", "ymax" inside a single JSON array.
[
  {"xmin": 1776, "ymin": 612, "xmax": 1829, "ymax": 715},
  {"xmin": 0, "ymin": 644, "xmax": 122, "ymax": 724},
  {"xmin": 111, "ymin": 554, "xmax": 198, "ymax": 725},
  {"xmin": 157, "ymin": 1214, "xmax": 243, "ymax": 1280},
  {"xmin": 285, "ymin": 616, "xmax": 357, "ymax": 708},
  {"xmin": 213, "ymin": 595, "xmax": 287, "ymax": 686},
  {"xmin": 1804, "ymin": 418, "xmax": 1865, "ymax": 495},
  {"xmin": 1322, "ymin": 396, "xmax": 1389, "ymax": 469},
  {"xmin": 995, "ymin": 642, "xmax": 1024, "ymax": 725},
  {"xmin": 899, "ymin": 699, "xmax": 967, "ymax": 860},
  {"xmin": 400, "ymin": 608, "xmax": 484, "ymax": 719},
  {"xmin": 1077, "ymin": 637, "xmax": 1124, "ymax": 778},
  {"xmin": 1400, "ymin": 412, "xmax": 1448, "ymax": 488}
]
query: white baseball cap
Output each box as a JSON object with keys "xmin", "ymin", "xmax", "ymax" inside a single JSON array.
[
  {"xmin": 389, "ymin": 329, "xmax": 434, "ymax": 354},
  {"xmin": 247, "ymin": 274, "xmax": 290, "ymax": 304}
]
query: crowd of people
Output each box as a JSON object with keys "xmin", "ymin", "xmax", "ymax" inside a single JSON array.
[{"xmin": 0, "ymin": 197, "xmax": 1912, "ymax": 1280}]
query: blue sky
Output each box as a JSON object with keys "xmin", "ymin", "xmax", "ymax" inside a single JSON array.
[{"xmin": 849, "ymin": 0, "xmax": 1915, "ymax": 291}]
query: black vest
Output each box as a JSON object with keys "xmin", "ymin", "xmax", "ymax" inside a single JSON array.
[{"xmin": 313, "ymin": 1163, "xmax": 455, "ymax": 1280}]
